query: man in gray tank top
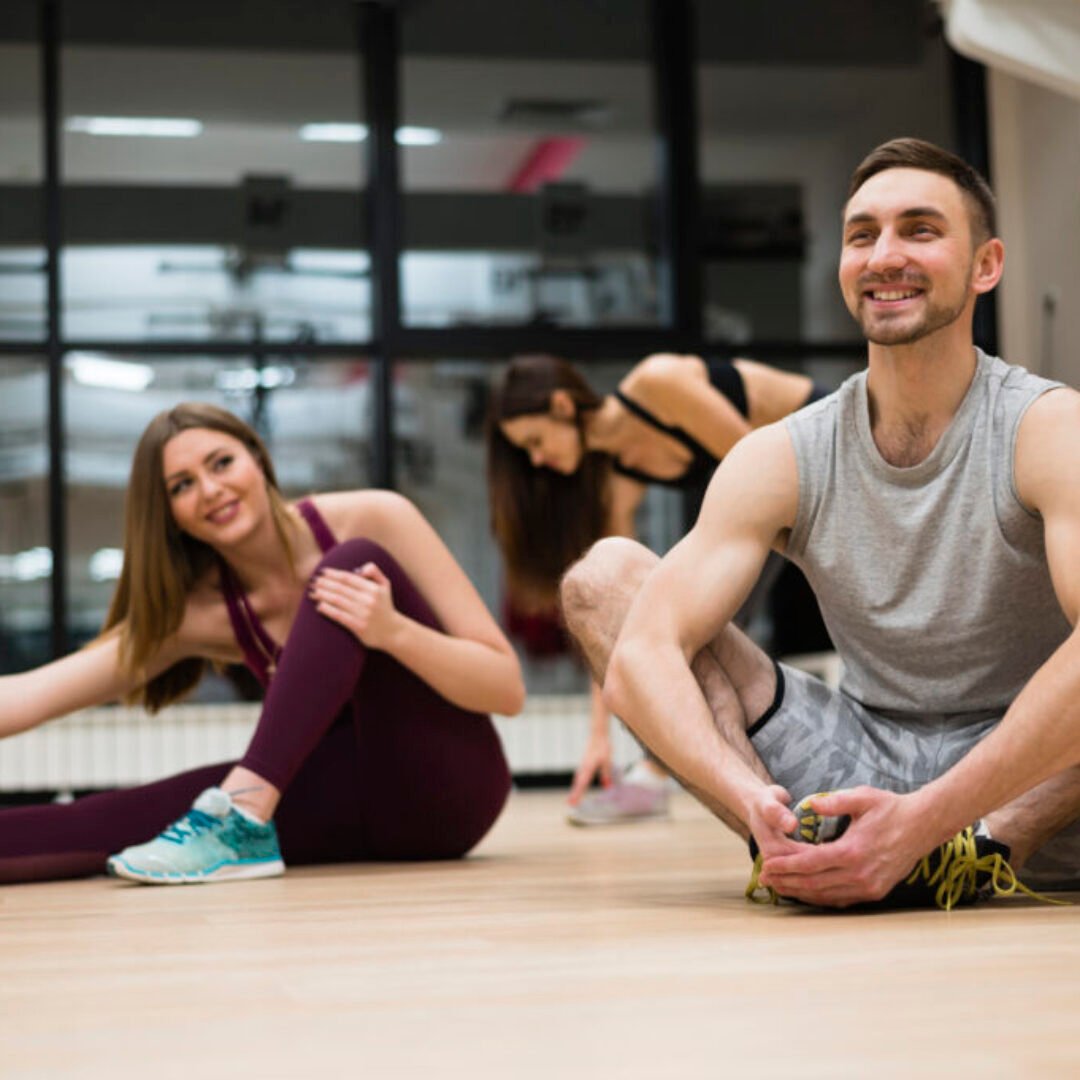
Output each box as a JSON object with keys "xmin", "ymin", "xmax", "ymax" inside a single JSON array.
[{"xmin": 560, "ymin": 137, "xmax": 1080, "ymax": 909}]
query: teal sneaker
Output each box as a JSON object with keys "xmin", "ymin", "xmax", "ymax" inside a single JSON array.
[{"xmin": 107, "ymin": 787, "xmax": 285, "ymax": 885}]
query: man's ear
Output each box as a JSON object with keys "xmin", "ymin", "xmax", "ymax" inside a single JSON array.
[
  {"xmin": 972, "ymin": 237, "xmax": 1004, "ymax": 296},
  {"xmin": 550, "ymin": 389, "xmax": 576, "ymax": 420}
]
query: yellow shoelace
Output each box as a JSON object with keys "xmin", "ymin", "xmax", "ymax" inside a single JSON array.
[
  {"xmin": 744, "ymin": 854, "xmax": 777, "ymax": 905},
  {"xmin": 905, "ymin": 827, "xmax": 1069, "ymax": 912},
  {"xmin": 745, "ymin": 795, "xmax": 833, "ymax": 905}
]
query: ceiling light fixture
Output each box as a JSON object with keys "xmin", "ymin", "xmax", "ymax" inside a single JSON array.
[
  {"xmin": 300, "ymin": 123, "xmax": 442, "ymax": 146},
  {"xmin": 68, "ymin": 354, "xmax": 155, "ymax": 392},
  {"xmin": 65, "ymin": 116, "xmax": 203, "ymax": 138},
  {"xmin": 89, "ymin": 548, "xmax": 125, "ymax": 583},
  {"xmin": 216, "ymin": 366, "xmax": 297, "ymax": 392},
  {"xmin": 395, "ymin": 125, "xmax": 443, "ymax": 146},
  {"xmin": 0, "ymin": 547, "xmax": 53, "ymax": 583},
  {"xmin": 300, "ymin": 123, "xmax": 369, "ymax": 142}
]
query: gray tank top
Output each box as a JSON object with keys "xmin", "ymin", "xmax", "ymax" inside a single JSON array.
[{"xmin": 785, "ymin": 349, "xmax": 1069, "ymax": 714}]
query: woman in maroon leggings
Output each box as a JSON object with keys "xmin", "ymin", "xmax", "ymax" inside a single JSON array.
[{"xmin": 0, "ymin": 403, "xmax": 523, "ymax": 885}]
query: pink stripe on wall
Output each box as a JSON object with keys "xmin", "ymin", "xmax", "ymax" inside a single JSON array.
[{"xmin": 507, "ymin": 136, "xmax": 588, "ymax": 193}]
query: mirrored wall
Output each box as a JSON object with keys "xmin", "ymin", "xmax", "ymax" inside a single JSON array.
[{"xmin": 0, "ymin": 0, "xmax": 981, "ymax": 695}]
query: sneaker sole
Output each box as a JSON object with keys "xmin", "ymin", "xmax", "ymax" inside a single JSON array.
[{"xmin": 106, "ymin": 857, "xmax": 286, "ymax": 885}]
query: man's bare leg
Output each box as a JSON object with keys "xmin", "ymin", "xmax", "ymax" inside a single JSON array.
[
  {"xmin": 560, "ymin": 537, "xmax": 778, "ymax": 838},
  {"xmin": 984, "ymin": 766, "xmax": 1080, "ymax": 874}
]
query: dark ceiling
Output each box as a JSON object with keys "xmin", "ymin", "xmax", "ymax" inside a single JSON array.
[{"xmin": 2, "ymin": 0, "xmax": 932, "ymax": 66}]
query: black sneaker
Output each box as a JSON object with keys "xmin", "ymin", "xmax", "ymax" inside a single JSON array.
[
  {"xmin": 745, "ymin": 792, "xmax": 1059, "ymax": 911},
  {"xmin": 888, "ymin": 827, "xmax": 1027, "ymax": 911}
]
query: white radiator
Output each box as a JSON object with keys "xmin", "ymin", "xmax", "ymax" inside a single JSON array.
[
  {"xmin": 0, "ymin": 653, "xmax": 840, "ymax": 792},
  {"xmin": 0, "ymin": 696, "xmax": 619, "ymax": 791}
]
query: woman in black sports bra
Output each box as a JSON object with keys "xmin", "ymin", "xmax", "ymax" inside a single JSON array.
[{"xmin": 487, "ymin": 352, "xmax": 828, "ymax": 819}]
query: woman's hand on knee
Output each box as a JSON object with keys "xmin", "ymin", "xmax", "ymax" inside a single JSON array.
[{"xmin": 309, "ymin": 563, "xmax": 403, "ymax": 651}]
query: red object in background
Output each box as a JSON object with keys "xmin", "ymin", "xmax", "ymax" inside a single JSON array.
[
  {"xmin": 503, "ymin": 594, "xmax": 571, "ymax": 657},
  {"xmin": 507, "ymin": 136, "xmax": 588, "ymax": 194}
]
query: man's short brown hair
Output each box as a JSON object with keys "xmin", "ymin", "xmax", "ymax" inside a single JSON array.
[{"xmin": 848, "ymin": 137, "xmax": 997, "ymax": 244}]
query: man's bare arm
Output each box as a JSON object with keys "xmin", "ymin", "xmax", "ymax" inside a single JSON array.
[
  {"xmin": 602, "ymin": 422, "xmax": 800, "ymax": 834},
  {"xmin": 908, "ymin": 387, "xmax": 1080, "ymax": 825}
]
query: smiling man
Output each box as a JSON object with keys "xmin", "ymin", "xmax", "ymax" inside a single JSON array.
[{"xmin": 559, "ymin": 137, "xmax": 1080, "ymax": 909}]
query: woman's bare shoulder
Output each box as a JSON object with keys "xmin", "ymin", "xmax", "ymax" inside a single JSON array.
[
  {"xmin": 302, "ymin": 489, "xmax": 417, "ymax": 543},
  {"xmin": 622, "ymin": 353, "xmax": 708, "ymax": 398}
]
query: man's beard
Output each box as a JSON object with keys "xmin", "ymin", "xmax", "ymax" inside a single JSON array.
[
  {"xmin": 853, "ymin": 260, "xmax": 972, "ymax": 346},
  {"xmin": 859, "ymin": 290, "xmax": 968, "ymax": 346}
]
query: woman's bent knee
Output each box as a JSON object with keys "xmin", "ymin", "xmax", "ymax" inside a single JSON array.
[{"xmin": 314, "ymin": 537, "xmax": 397, "ymax": 576}]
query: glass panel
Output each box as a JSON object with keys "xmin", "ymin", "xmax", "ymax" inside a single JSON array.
[
  {"xmin": 0, "ymin": 358, "xmax": 50, "ymax": 673},
  {"xmin": 62, "ymin": 246, "xmax": 370, "ymax": 343},
  {"xmin": 0, "ymin": 247, "xmax": 47, "ymax": 343},
  {"xmin": 394, "ymin": 357, "xmax": 682, "ymax": 697},
  {"xmin": 696, "ymin": 7, "xmax": 954, "ymax": 360},
  {"xmin": 63, "ymin": 355, "xmax": 374, "ymax": 676},
  {"xmin": 399, "ymin": 0, "xmax": 660, "ymax": 329},
  {"xmin": 59, "ymin": 1, "xmax": 369, "ymax": 344},
  {"xmin": 400, "ymin": 250, "xmax": 655, "ymax": 330},
  {"xmin": 0, "ymin": 6, "xmax": 46, "ymax": 341}
]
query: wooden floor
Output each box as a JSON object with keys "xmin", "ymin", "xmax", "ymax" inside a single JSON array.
[{"xmin": 4, "ymin": 790, "xmax": 1080, "ymax": 1078}]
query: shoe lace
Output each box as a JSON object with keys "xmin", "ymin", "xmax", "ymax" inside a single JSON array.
[
  {"xmin": 161, "ymin": 808, "xmax": 220, "ymax": 845},
  {"xmin": 745, "ymin": 854, "xmax": 778, "ymax": 905},
  {"xmin": 904, "ymin": 827, "xmax": 1070, "ymax": 912}
]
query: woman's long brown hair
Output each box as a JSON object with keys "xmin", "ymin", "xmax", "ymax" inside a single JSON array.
[
  {"xmin": 486, "ymin": 355, "xmax": 610, "ymax": 606},
  {"xmin": 101, "ymin": 403, "xmax": 295, "ymax": 712}
]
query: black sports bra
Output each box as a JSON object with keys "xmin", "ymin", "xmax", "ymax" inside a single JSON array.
[{"xmin": 609, "ymin": 360, "xmax": 749, "ymax": 490}]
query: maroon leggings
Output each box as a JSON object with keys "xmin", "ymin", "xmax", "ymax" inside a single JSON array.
[{"xmin": 0, "ymin": 540, "xmax": 512, "ymax": 884}]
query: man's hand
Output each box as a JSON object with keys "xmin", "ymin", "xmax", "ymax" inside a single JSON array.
[
  {"xmin": 745, "ymin": 783, "xmax": 800, "ymax": 858},
  {"xmin": 756, "ymin": 787, "xmax": 940, "ymax": 908}
]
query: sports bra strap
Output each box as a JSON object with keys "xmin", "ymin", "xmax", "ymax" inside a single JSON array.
[
  {"xmin": 296, "ymin": 497, "xmax": 338, "ymax": 553},
  {"xmin": 217, "ymin": 497, "xmax": 340, "ymax": 686},
  {"xmin": 612, "ymin": 390, "xmax": 702, "ymax": 453}
]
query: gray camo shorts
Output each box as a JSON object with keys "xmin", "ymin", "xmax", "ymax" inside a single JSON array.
[{"xmin": 747, "ymin": 661, "xmax": 1080, "ymax": 889}]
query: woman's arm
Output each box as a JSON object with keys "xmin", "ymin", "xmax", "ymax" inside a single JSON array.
[
  {"xmin": 606, "ymin": 473, "xmax": 645, "ymax": 539},
  {"xmin": 310, "ymin": 491, "xmax": 525, "ymax": 717},
  {"xmin": 625, "ymin": 353, "xmax": 753, "ymax": 460},
  {"xmin": 0, "ymin": 629, "xmax": 197, "ymax": 740},
  {"xmin": 0, "ymin": 578, "xmax": 242, "ymax": 741},
  {"xmin": 567, "ymin": 678, "xmax": 616, "ymax": 804},
  {"xmin": 0, "ymin": 635, "xmax": 131, "ymax": 739}
]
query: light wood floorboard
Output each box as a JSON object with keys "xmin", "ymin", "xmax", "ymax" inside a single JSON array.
[{"xmin": 3, "ymin": 790, "xmax": 1080, "ymax": 1078}]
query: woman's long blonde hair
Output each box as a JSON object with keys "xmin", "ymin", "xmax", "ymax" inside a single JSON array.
[{"xmin": 102, "ymin": 403, "xmax": 294, "ymax": 712}]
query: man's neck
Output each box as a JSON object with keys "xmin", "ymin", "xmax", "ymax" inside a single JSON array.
[{"xmin": 865, "ymin": 326, "xmax": 979, "ymax": 468}]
